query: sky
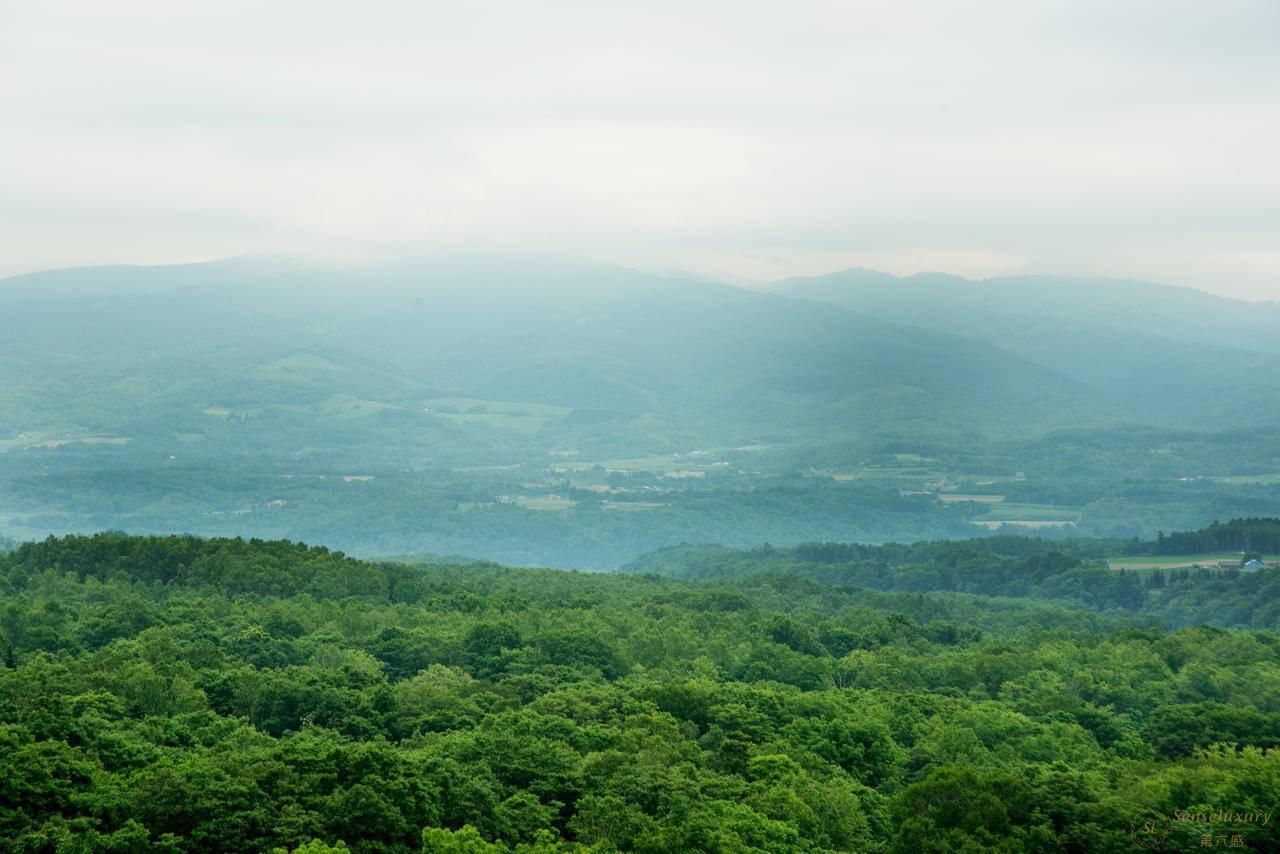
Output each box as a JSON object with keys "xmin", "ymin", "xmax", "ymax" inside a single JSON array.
[{"xmin": 2, "ymin": 0, "xmax": 1279, "ymax": 299}]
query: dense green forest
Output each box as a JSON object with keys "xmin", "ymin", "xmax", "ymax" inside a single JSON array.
[
  {"xmin": 1150, "ymin": 518, "xmax": 1280, "ymax": 556},
  {"xmin": 622, "ymin": 521, "xmax": 1280, "ymax": 629},
  {"xmin": 2, "ymin": 533, "xmax": 1278, "ymax": 851}
]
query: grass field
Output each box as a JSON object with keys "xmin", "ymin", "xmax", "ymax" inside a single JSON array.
[
  {"xmin": 423, "ymin": 397, "xmax": 572, "ymax": 435},
  {"xmin": 519, "ymin": 496, "xmax": 577, "ymax": 511},
  {"xmin": 858, "ymin": 466, "xmax": 946, "ymax": 480},
  {"xmin": 601, "ymin": 501, "xmax": 668, "ymax": 512},
  {"xmin": 319, "ymin": 395, "xmax": 403, "ymax": 419},
  {"xmin": 977, "ymin": 501, "xmax": 1080, "ymax": 527},
  {"xmin": 960, "ymin": 471, "xmax": 1027, "ymax": 483},
  {"xmin": 830, "ymin": 463, "xmax": 1022, "ymax": 489},
  {"xmin": 1107, "ymin": 554, "xmax": 1280, "ymax": 571},
  {"xmin": 833, "ymin": 465, "xmax": 946, "ymax": 486}
]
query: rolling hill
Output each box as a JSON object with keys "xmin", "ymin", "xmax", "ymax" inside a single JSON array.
[
  {"xmin": 5, "ymin": 256, "xmax": 1279, "ymax": 565},
  {"xmin": 772, "ymin": 269, "xmax": 1280, "ymax": 426},
  {"xmin": 0, "ymin": 256, "xmax": 1112, "ymax": 450}
]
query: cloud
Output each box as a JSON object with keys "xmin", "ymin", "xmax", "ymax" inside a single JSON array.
[{"xmin": 2, "ymin": 0, "xmax": 1278, "ymax": 298}]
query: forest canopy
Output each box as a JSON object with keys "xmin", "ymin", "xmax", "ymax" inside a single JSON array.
[{"xmin": 2, "ymin": 533, "xmax": 1278, "ymax": 851}]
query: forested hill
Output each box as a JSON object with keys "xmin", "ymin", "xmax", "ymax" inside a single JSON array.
[
  {"xmin": 6, "ymin": 257, "xmax": 1280, "ymax": 566},
  {"xmin": 0, "ymin": 534, "xmax": 440, "ymax": 602},
  {"xmin": 0, "ymin": 256, "xmax": 1104, "ymax": 444},
  {"xmin": 622, "ymin": 524, "xmax": 1280, "ymax": 629},
  {"xmin": 771, "ymin": 268, "xmax": 1280, "ymax": 427},
  {"xmin": 3, "ymin": 533, "xmax": 1280, "ymax": 851},
  {"xmin": 1151, "ymin": 518, "xmax": 1280, "ymax": 555}
]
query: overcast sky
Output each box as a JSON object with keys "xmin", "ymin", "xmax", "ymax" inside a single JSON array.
[{"xmin": 2, "ymin": 0, "xmax": 1278, "ymax": 299}]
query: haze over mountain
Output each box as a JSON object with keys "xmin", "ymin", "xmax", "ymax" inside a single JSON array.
[
  {"xmin": 3, "ymin": 255, "xmax": 1280, "ymax": 567},
  {"xmin": 8, "ymin": 256, "xmax": 1277, "ymax": 441},
  {"xmin": 774, "ymin": 269, "xmax": 1280, "ymax": 426},
  {"xmin": 0, "ymin": 256, "xmax": 1107, "ymax": 446}
]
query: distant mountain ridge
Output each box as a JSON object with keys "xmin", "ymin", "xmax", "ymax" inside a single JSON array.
[
  {"xmin": 6, "ymin": 256, "xmax": 1279, "ymax": 442},
  {"xmin": 5, "ymin": 256, "xmax": 1280, "ymax": 565},
  {"xmin": 0, "ymin": 256, "xmax": 1113, "ymax": 446},
  {"xmin": 772, "ymin": 268, "xmax": 1280, "ymax": 426}
]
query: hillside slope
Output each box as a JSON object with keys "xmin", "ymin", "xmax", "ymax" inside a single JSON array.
[
  {"xmin": 773, "ymin": 269, "xmax": 1280, "ymax": 426},
  {"xmin": 0, "ymin": 256, "xmax": 1111, "ymax": 447}
]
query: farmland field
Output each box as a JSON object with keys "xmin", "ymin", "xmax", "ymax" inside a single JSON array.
[
  {"xmin": 1108, "ymin": 553, "xmax": 1280, "ymax": 571},
  {"xmin": 601, "ymin": 501, "xmax": 668, "ymax": 512},
  {"xmin": 976, "ymin": 502, "xmax": 1081, "ymax": 527},
  {"xmin": 319, "ymin": 395, "xmax": 404, "ymax": 418},
  {"xmin": 423, "ymin": 396, "xmax": 572, "ymax": 434},
  {"xmin": 518, "ymin": 496, "xmax": 577, "ymax": 511},
  {"xmin": 858, "ymin": 465, "xmax": 944, "ymax": 479}
]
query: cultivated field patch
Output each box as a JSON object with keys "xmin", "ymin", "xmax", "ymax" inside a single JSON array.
[
  {"xmin": 519, "ymin": 496, "xmax": 577, "ymax": 511},
  {"xmin": 601, "ymin": 501, "xmax": 668, "ymax": 512},
  {"xmin": 423, "ymin": 396, "xmax": 571, "ymax": 434},
  {"xmin": 1107, "ymin": 554, "xmax": 1280, "ymax": 571},
  {"xmin": 979, "ymin": 502, "xmax": 1079, "ymax": 522}
]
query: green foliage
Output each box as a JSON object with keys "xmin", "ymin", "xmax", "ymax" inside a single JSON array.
[
  {"xmin": 1153, "ymin": 518, "xmax": 1280, "ymax": 555},
  {"xmin": 273, "ymin": 840, "xmax": 352, "ymax": 854},
  {"xmin": 2, "ymin": 534, "xmax": 1280, "ymax": 851},
  {"xmin": 624, "ymin": 527, "xmax": 1280, "ymax": 629}
]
